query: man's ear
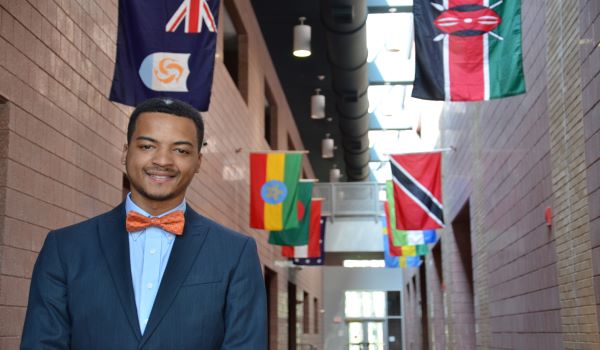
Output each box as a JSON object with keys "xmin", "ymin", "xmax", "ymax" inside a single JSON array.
[
  {"xmin": 121, "ymin": 144, "xmax": 128, "ymax": 165},
  {"xmin": 195, "ymin": 154, "xmax": 202, "ymax": 173}
]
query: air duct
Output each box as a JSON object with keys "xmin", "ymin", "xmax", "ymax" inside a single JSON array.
[{"xmin": 321, "ymin": 0, "xmax": 370, "ymax": 181}]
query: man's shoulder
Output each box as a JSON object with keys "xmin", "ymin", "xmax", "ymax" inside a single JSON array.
[
  {"xmin": 187, "ymin": 208, "xmax": 254, "ymax": 244},
  {"xmin": 51, "ymin": 204, "xmax": 123, "ymax": 238}
]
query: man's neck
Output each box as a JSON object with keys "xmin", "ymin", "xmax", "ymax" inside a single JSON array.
[{"xmin": 127, "ymin": 194, "xmax": 185, "ymax": 217}]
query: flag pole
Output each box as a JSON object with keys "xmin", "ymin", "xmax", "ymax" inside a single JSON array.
[
  {"xmin": 250, "ymin": 150, "xmax": 309, "ymax": 154},
  {"xmin": 384, "ymin": 146, "xmax": 455, "ymax": 156}
]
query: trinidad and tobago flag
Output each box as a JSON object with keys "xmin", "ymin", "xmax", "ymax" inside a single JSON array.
[
  {"xmin": 412, "ymin": 0, "xmax": 525, "ymax": 101},
  {"xmin": 390, "ymin": 152, "xmax": 444, "ymax": 230}
]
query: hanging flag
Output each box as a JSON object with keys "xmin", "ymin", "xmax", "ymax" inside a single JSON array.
[
  {"xmin": 269, "ymin": 182, "xmax": 314, "ymax": 246},
  {"xmin": 281, "ymin": 204, "xmax": 324, "ymax": 264},
  {"xmin": 399, "ymin": 244, "xmax": 429, "ymax": 257},
  {"xmin": 381, "ymin": 214, "xmax": 399, "ymax": 268},
  {"xmin": 390, "ymin": 152, "xmax": 444, "ymax": 230},
  {"xmin": 385, "ymin": 193, "xmax": 432, "ymax": 257},
  {"xmin": 412, "ymin": 0, "xmax": 525, "ymax": 101},
  {"xmin": 291, "ymin": 216, "xmax": 327, "ymax": 266},
  {"xmin": 400, "ymin": 256, "xmax": 422, "ymax": 268},
  {"xmin": 385, "ymin": 181, "xmax": 408, "ymax": 246},
  {"xmin": 109, "ymin": 0, "xmax": 220, "ymax": 111},
  {"xmin": 250, "ymin": 152, "xmax": 303, "ymax": 231},
  {"xmin": 407, "ymin": 230, "xmax": 437, "ymax": 245},
  {"xmin": 383, "ymin": 201, "xmax": 402, "ymax": 256}
]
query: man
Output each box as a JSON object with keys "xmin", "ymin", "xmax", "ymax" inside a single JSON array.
[{"xmin": 21, "ymin": 98, "xmax": 267, "ymax": 349}]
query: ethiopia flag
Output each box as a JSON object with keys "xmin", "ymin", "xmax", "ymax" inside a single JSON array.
[
  {"xmin": 268, "ymin": 181, "xmax": 314, "ymax": 246},
  {"xmin": 250, "ymin": 152, "xmax": 303, "ymax": 230},
  {"xmin": 412, "ymin": 0, "xmax": 525, "ymax": 101}
]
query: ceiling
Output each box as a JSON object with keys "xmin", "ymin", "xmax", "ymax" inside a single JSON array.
[
  {"xmin": 250, "ymin": 0, "xmax": 441, "ymax": 183},
  {"xmin": 251, "ymin": 0, "xmax": 339, "ymax": 182}
]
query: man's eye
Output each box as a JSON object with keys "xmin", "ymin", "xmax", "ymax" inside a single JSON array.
[
  {"xmin": 139, "ymin": 144, "xmax": 154, "ymax": 150},
  {"xmin": 175, "ymin": 148, "xmax": 190, "ymax": 154}
]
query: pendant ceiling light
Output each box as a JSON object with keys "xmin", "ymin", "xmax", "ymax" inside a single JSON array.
[
  {"xmin": 322, "ymin": 133, "xmax": 335, "ymax": 159},
  {"xmin": 311, "ymin": 88, "xmax": 325, "ymax": 119},
  {"xmin": 293, "ymin": 17, "xmax": 311, "ymax": 57},
  {"xmin": 329, "ymin": 164, "xmax": 341, "ymax": 182}
]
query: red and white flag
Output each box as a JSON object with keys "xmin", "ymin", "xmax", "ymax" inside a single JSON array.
[
  {"xmin": 390, "ymin": 152, "xmax": 444, "ymax": 230},
  {"xmin": 282, "ymin": 200, "xmax": 322, "ymax": 259}
]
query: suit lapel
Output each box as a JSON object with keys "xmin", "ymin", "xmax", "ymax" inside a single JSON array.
[
  {"xmin": 97, "ymin": 203, "xmax": 142, "ymax": 341},
  {"xmin": 139, "ymin": 207, "xmax": 210, "ymax": 347}
]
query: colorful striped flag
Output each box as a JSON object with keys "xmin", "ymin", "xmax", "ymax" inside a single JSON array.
[
  {"xmin": 407, "ymin": 230, "xmax": 437, "ymax": 245},
  {"xmin": 400, "ymin": 256, "xmax": 422, "ymax": 268},
  {"xmin": 412, "ymin": 0, "xmax": 525, "ymax": 101},
  {"xmin": 381, "ymin": 214, "xmax": 399, "ymax": 268},
  {"xmin": 383, "ymin": 202, "xmax": 429, "ymax": 256},
  {"xmin": 281, "ymin": 203, "xmax": 323, "ymax": 261},
  {"xmin": 384, "ymin": 201, "xmax": 402, "ymax": 256},
  {"xmin": 390, "ymin": 153, "xmax": 444, "ymax": 230},
  {"xmin": 250, "ymin": 152, "xmax": 302, "ymax": 230},
  {"xmin": 399, "ymin": 244, "xmax": 429, "ymax": 257},
  {"xmin": 268, "ymin": 182, "xmax": 314, "ymax": 246}
]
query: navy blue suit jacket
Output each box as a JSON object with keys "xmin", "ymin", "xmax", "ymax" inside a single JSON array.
[{"xmin": 21, "ymin": 203, "xmax": 267, "ymax": 349}]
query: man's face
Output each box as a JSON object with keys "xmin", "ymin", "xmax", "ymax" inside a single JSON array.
[{"xmin": 123, "ymin": 112, "xmax": 202, "ymax": 214}]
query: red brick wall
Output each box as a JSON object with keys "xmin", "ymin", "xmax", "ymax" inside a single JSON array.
[
  {"xmin": 403, "ymin": 0, "xmax": 572, "ymax": 348},
  {"xmin": 0, "ymin": 1, "xmax": 323, "ymax": 349},
  {"xmin": 581, "ymin": 0, "xmax": 600, "ymax": 332}
]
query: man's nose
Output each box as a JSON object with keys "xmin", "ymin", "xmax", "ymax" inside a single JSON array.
[{"xmin": 151, "ymin": 147, "xmax": 173, "ymax": 166}]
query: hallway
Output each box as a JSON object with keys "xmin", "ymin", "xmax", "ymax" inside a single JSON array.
[{"xmin": 0, "ymin": 0, "xmax": 599, "ymax": 349}]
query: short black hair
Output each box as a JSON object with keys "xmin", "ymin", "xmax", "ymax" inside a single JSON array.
[{"xmin": 127, "ymin": 97, "xmax": 204, "ymax": 150}]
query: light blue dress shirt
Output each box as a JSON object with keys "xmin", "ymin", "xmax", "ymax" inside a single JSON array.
[{"xmin": 125, "ymin": 194, "xmax": 186, "ymax": 334}]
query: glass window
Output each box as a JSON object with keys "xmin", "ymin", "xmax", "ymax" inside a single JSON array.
[
  {"xmin": 344, "ymin": 291, "xmax": 386, "ymax": 318},
  {"xmin": 387, "ymin": 291, "xmax": 401, "ymax": 316}
]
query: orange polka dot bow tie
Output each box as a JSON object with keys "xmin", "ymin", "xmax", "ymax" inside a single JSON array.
[{"xmin": 125, "ymin": 211, "xmax": 185, "ymax": 236}]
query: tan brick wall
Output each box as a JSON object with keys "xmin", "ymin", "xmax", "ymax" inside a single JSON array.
[
  {"xmin": 405, "ymin": 0, "xmax": 578, "ymax": 348},
  {"xmin": 0, "ymin": 0, "xmax": 323, "ymax": 349},
  {"xmin": 547, "ymin": 0, "xmax": 600, "ymax": 348},
  {"xmin": 579, "ymin": 0, "xmax": 600, "ymax": 335}
]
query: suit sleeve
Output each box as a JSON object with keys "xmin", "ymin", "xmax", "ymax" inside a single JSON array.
[
  {"xmin": 221, "ymin": 237, "xmax": 267, "ymax": 350},
  {"xmin": 21, "ymin": 231, "xmax": 71, "ymax": 350}
]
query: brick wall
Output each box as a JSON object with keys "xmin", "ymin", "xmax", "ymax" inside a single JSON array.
[
  {"xmin": 580, "ymin": 0, "xmax": 600, "ymax": 338},
  {"xmin": 0, "ymin": 0, "xmax": 323, "ymax": 349},
  {"xmin": 402, "ymin": 0, "xmax": 600, "ymax": 348},
  {"xmin": 547, "ymin": 0, "xmax": 600, "ymax": 347}
]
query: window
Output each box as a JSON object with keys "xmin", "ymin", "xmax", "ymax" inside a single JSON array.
[
  {"xmin": 387, "ymin": 291, "xmax": 401, "ymax": 316},
  {"xmin": 263, "ymin": 267, "xmax": 278, "ymax": 350},
  {"xmin": 287, "ymin": 282, "xmax": 297, "ymax": 350},
  {"xmin": 264, "ymin": 81, "xmax": 277, "ymax": 148},
  {"xmin": 221, "ymin": 1, "xmax": 248, "ymax": 100},
  {"xmin": 344, "ymin": 291, "xmax": 386, "ymax": 318},
  {"xmin": 313, "ymin": 297, "xmax": 319, "ymax": 334},
  {"xmin": 303, "ymin": 291, "xmax": 309, "ymax": 333}
]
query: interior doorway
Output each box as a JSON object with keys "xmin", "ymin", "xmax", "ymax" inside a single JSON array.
[
  {"xmin": 348, "ymin": 320, "xmax": 385, "ymax": 350},
  {"xmin": 452, "ymin": 201, "xmax": 476, "ymax": 348}
]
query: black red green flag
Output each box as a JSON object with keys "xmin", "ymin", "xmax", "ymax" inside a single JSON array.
[{"xmin": 412, "ymin": 0, "xmax": 525, "ymax": 101}]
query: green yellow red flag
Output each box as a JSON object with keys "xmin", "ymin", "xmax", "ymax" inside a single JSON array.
[{"xmin": 250, "ymin": 152, "xmax": 302, "ymax": 230}]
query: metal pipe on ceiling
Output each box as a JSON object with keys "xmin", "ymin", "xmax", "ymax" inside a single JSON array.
[{"xmin": 321, "ymin": 0, "xmax": 370, "ymax": 181}]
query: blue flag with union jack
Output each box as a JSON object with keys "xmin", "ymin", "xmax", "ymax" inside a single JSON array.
[{"xmin": 109, "ymin": 0, "xmax": 220, "ymax": 111}]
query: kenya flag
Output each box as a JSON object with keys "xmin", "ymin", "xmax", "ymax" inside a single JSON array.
[{"xmin": 412, "ymin": 0, "xmax": 525, "ymax": 101}]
